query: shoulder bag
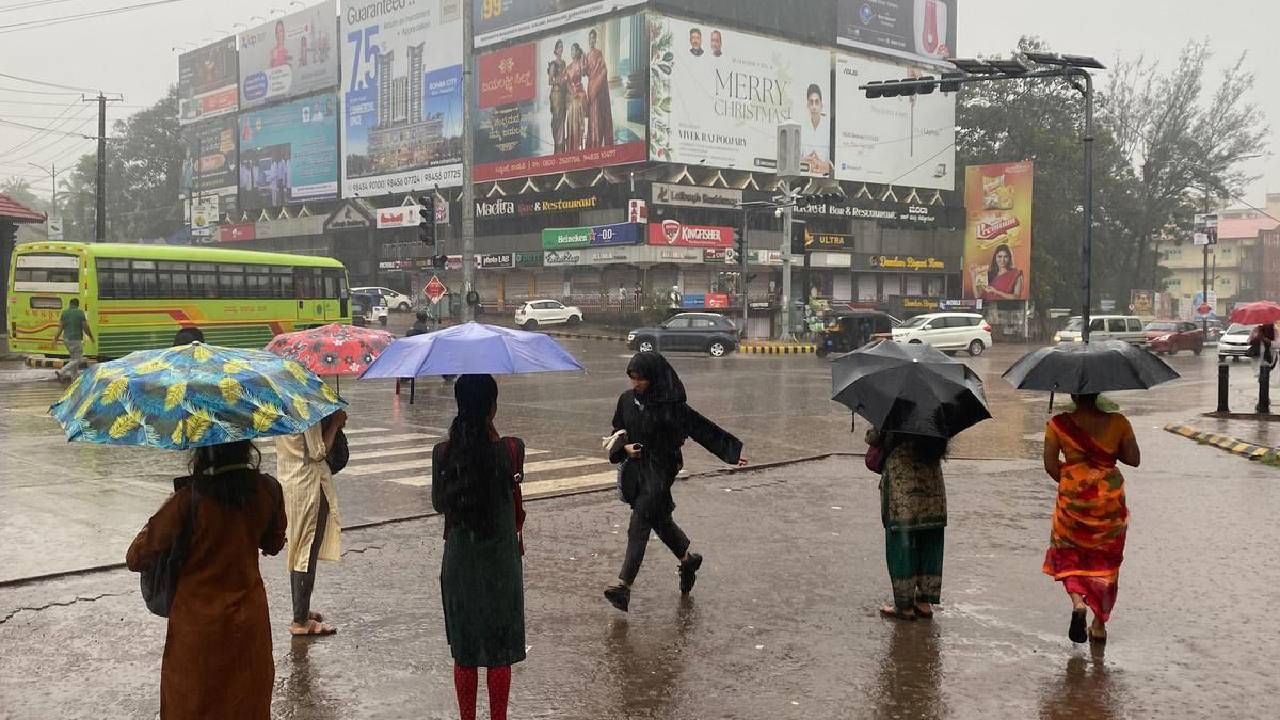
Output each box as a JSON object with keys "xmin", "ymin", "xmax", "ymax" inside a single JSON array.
[
  {"xmin": 505, "ymin": 437, "xmax": 527, "ymax": 556},
  {"xmin": 325, "ymin": 429, "xmax": 349, "ymax": 474},
  {"xmin": 140, "ymin": 486, "xmax": 200, "ymax": 618}
]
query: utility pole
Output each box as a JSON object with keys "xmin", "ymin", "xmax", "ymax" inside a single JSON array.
[
  {"xmin": 780, "ymin": 184, "xmax": 794, "ymax": 339},
  {"xmin": 459, "ymin": 1, "xmax": 476, "ymax": 322},
  {"xmin": 83, "ymin": 92, "xmax": 122, "ymax": 242},
  {"xmin": 739, "ymin": 206, "xmax": 750, "ymax": 333}
]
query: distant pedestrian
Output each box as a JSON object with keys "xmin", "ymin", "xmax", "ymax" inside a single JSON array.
[
  {"xmin": 173, "ymin": 326, "xmax": 204, "ymax": 345},
  {"xmin": 126, "ymin": 440, "xmax": 287, "ymax": 719},
  {"xmin": 1042, "ymin": 393, "xmax": 1141, "ymax": 644},
  {"xmin": 432, "ymin": 375, "xmax": 526, "ymax": 720},
  {"xmin": 275, "ymin": 409, "xmax": 347, "ymax": 636},
  {"xmin": 408, "ymin": 309, "xmax": 433, "ymax": 337},
  {"xmin": 1248, "ymin": 322, "xmax": 1276, "ymax": 379},
  {"xmin": 866, "ymin": 428, "xmax": 949, "ymax": 621},
  {"xmin": 603, "ymin": 352, "xmax": 745, "ymax": 612},
  {"xmin": 52, "ymin": 298, "xmax": 93, "ymax": 382}
]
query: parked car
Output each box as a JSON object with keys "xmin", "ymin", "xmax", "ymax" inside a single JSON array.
[
  {"xmin": 351, "ymin": 292, "xmax": 389, "ymax": 327},
  {"xmin": 627, "ymin": 313, "xmax": 739, "ymax": 357},
  {"xmin": 352, "ymin": 286, "xmax": 414, "ymax": 312},
  {"xmin": 514, "ymin": 299, "xmax": 583, "ymax": 330},
  {"xmin": 1218, "ymin": 323, "xmax": 1255, "ymax": 361},
  {"xmin": 891, "ymin": 312, "xmax": 993, "ymax": 356},
  {"xmin": 1144, "ymin": 320, "xmax": 1205, "ymax": 355},
  {"xmin": 1054, "ymin": 315, "xmax": 1146, "ymax": 346}
]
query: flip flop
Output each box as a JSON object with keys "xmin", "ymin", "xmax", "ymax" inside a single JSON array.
[
  {"xmin": 290, "ymin": 620, "xmax": 337, "ymax": 637},
  {"xmin": 913, "ymin": 604, "xmax": 935, "ymax": 619},
  {"xmin": 1088, "ymin": 628, "xmax": 1107, "ymax": 645},
  {"xmin": 1068, "ymin": 609, "xmax": 1088, "ymax": 644},
  {"xmin": 879, "ymin": 606, "xmax": 917, "ymax": 621}
]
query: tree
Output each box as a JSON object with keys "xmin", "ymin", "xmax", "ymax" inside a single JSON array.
[{"xmin": 0, "ymin": 177, "xmax": 48, "ymax": 215}]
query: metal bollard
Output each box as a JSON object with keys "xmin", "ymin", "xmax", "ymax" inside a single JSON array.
[
  {"xmin": 1258, "ymin": 364, "xmax": 1271, "ymax": 414},
  {"xmin": 1218, "ymin": 361, "xmax": 1231, "ymax": 414}
]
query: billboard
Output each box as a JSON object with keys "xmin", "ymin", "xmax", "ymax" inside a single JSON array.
[
  {"xmin": 475, "ymin": 13, "xmax": 647, "ymax": 181},
  {"xmin": 834, "ymin": 54, "xmax": 955, "ymax": 190},
  {"xmin": 180, "ymin": 116, "xmax": 238, "ymax": 198},
  {"xmin": 238, "ymin": 93, "xmax": 340, "ymax": 209},
  {"xmin": 647, "ymin": 220, "xmax": 733, "ymax": 248},
  {"xmin": 652, "ymin": 1, "xmax": 834, "ymax": 44},
  {"xmin": 340, "ymin": 0, "xmax": 464, "ymax": 195},
  {"xmin": 238, "ymin": 1, "xmax": 339, "ymax": 109},
  {"xmin": 178, "ymin": 37, "xmax": 238, "ymax": 125},
  {"xmin": 474, "ymin": 0, "xmax": 646, "ymax": 47},
  {"xmin": 649, "ymin": 16, "xmax": 832, "ymax": 175},
  {"xmin": 837, "ymin": 0, "xmax": 956, "ymax": 67},
  {"xmin": 962, "ymin": 162, "xmax": 1033, "ymax": 302},
  {"xmin": 542, "ymin": 222, "xmax": 641, "ymax": 250}
]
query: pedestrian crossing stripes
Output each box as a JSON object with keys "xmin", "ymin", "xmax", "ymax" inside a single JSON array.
[{"xmin": 362, "ymin": 455, "xmax": 601, "ymax": 485}]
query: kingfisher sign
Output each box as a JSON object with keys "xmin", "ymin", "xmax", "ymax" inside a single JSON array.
[{"xmin": 647, "ymin": 220, "xmax": 733, "ymax": 248}]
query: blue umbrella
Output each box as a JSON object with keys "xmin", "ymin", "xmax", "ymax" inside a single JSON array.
[{"xmin": 360, "ymin": 322, "xmax": 584, "ymax": 379}]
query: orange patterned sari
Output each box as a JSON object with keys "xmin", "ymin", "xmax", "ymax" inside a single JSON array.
[{"xmin": 1042, "ymin": 413, "xmax": 1131, "ymax": 621}]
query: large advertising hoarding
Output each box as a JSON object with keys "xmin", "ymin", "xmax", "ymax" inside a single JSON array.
[
  {"xmin": 340, "ymin": 0, "xmax": 464, "ymax": 195},
  {"xmin": 962, "ymin": 161, "xmax": 1033, "ymax": 302},
  {"xmin": 475, "ymin": 13, "xmax": 646, "ymax": 182},
  {"xmin": 474, "ymin": 0, "xmax": 645, "ymax": 47},
  {"xmin": 237, "ymin": 93, "xmax": 340, "ymax": 209},
  {"xmin": 238, "ymin": 1, "xmax": 339, "ymax": 109},
  {"xmin": 180, "ymin": 116, "xmax": 238, "ymax": 199},
  {"xmin": 178, "ymin": 37, "xmax": 238, "ymax": 125},
  {"xmin": 834, "ymin": 53, "xmax": 955, "ymax": 190},
  {"xmin": 649, "ymin": 16, "xmax": 833, "ymax": 175},
  {"xmin": 652, "ymin": 1, "xmax": 834, "ymax": 44},
  {"xmin": 837, "ymin": 0, "xmax": 956, "ymax": 67}
]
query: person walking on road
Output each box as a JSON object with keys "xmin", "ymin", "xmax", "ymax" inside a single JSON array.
[
  {"xmin": 867, "ymin": 428, "xmax": 949, "ymax": 621},
  {"xmin": 1248, "ymin": 322, "xmax": 1276, "ymax": 379},
  {"xmin": 409, "ymin": 309, "xmax": 433, "ymax": 337},
  {"xmin": 603, "ymin": 351, "xmax": 746, "ymax": 612},
  {"xmin": 432, "ymin": 374, "xmax": 526, "ymax": 720},
  {"xmin": 1042, "ymin": 393, "xmax": 1141, "ymax": 644},
  {"xmin": 275, "ymin": 409, "xmax": 347, "ymax": 637},
  {"xmin": 126, "ymin": 440, "xmax": 287, "ymax": 719},
  {"xmin": 52, "ymin": 298, "xmax": 93, "ymax": 382}
]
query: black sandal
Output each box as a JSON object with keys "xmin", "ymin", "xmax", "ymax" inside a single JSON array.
[{"xmin": 1068, "ymin": 609, "xmax": 1088, "ymax": 643}]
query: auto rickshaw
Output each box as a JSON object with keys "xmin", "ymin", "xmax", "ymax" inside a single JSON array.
[{"xmin": 815, "ymin": 311, "xmax": 897, "ymax": 357}]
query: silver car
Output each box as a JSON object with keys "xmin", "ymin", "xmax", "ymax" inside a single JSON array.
[{"xmin": 1217, "ymin": 323, "xmax": 1254, "ymax": 361}]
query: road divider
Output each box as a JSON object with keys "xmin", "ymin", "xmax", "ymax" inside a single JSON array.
[{"xmin": 1163, "ymin": 423, "xmax": 1276, "ymax": 462}]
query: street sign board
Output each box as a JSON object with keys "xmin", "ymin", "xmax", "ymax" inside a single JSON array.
[
  {"xmin": 1198, "ymin": 303, "xmax": 1213, "ymax": 316},
  {"xmin": 424, "ymin": 276, "xmax": 447, "ymax": 305}
]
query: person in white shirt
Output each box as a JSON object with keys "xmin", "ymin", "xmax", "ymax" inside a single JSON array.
[{"xmin": 800, "ymin": 83, "xmax": 832, "ymax": 175}]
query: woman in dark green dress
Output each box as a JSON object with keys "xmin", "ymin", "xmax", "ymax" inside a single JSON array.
[{"xmin": 432, "ymin": 374, "xmax": 525, "ymax": 720}]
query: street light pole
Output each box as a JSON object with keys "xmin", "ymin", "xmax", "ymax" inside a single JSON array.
[
  {"xmin": 780, "ymin": 181, "xmax": 794, "ymax": 340},
  {"xmin": 460, "ymin": 0, "xmax": 476, "ymax": 322},
  {"xmin": 1080, "ymin": 71, "xmax": 1095, "ymax": 343}
]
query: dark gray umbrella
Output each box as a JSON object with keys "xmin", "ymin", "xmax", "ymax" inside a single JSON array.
[
  {"xmin": 1002, "ymin": 340, "xmax": 1180, "ymax": 393},
  {"xmin": 831, "ymin": 341, "xmax": 992, "ymax": 438}
]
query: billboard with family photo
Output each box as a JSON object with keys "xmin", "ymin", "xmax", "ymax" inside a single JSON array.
[
  {"xmin": 178, "ymin": 37, "xmax": 238, "ymax": 125},
  {"xmin": 238, "ymin": 93, "xmax": 340, "ymax": 210},
  {"xmin": 238, "ymin": 1, "xmax": 339, "ymax": 110},
  {"xmin": 649, "ymin": 16, "xmax": 832, "ymax": 175},
  {"xmin": 962, "ymin": 161, "xmax": 1034, "ymax": 302},
  {"xmin": 340, "ymin": 0, "xmax": 464, "ymax": 195},
  {"xmin": 834, "ymin": 53, "xmax": 955, "ymax": 189},
  {"xmin": 474, "ymin": 12, "xmax": 647, "ymax": 181}
]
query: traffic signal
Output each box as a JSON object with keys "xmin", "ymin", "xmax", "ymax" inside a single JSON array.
[
  {"xmin": 432, "ymin": 255, "xmax": 447, "ymax": 269},
  {"xmin": 733, "ymin": 227, "xmax": 746, "ymax": 262},
  {"xmin": 418, "ymin": 197, "xmax": 435, "ymax": 245},
  {"xmin": 939, "ymin": 72, "xmax": 964, "ymax": 93}
]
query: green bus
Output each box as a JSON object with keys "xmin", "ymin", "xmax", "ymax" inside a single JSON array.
[{"xmin": 8, "ymin": 241, "xmax": 350, "ymax": 360}]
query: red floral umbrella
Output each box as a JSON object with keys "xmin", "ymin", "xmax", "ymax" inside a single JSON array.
[
  {"xmin": 1229, "ymin": 301, "xmax": 1280, "ymax": 326},
  {"xmin": 265, "ymin": 324, "xmax": 396, "ymax": 390}
]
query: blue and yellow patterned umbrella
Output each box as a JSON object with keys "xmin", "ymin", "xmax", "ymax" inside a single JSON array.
[{"xmin": 50, "ymin": 343, "xmax": 345, "ymax": 450}]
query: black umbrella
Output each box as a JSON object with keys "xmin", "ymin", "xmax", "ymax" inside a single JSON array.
[
  {"xmin": 831, "ymin": 341, "xmax": 992, "ymax": 438},
  {"xmin": 1002, "ymin": 340, "xmax": 1180, "ymax": 394}
]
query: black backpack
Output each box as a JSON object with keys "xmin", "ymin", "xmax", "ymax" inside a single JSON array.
[{"xmin": 140, "ymin": 486, "xmax": 199, "ymax": 618}]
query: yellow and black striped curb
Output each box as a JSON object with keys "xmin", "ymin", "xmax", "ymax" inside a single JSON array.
[
  {"xmin": 1163, "ymin": 424, "xmax": 1276, "ymax": 462},
  {"xmin": 542, "ymin": 331, "xmax": 626, "ymax": 342},
  {"xmin": 740, "ymin": 344, "xmax": 817, "ymax": 355},
  {"xmin": 24, "ymin": 356, "xmax": 66, "ymax": 369}
]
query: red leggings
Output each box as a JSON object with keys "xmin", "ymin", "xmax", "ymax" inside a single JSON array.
[{"xmin": 453, "ymin": 664, "xmax": 511, "ymax": 720}]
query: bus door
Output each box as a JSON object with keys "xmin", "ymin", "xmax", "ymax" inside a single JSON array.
[
  {"xmin": 294, "ymin": 268, "xmax": 320, "ymax": 326},
  {"xmin": 322, "ymin": 270, "xmax": 344, "ymax": 322}
]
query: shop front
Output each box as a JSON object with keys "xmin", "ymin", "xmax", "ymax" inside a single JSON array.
[{"xmin": 851, "ymin": 253, "xmax": 958, "ymax": 316}]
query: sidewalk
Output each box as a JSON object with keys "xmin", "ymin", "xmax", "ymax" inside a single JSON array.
[{"xmin": 2, "ymin": 446, "xmax": 1276, "ymax": 719}]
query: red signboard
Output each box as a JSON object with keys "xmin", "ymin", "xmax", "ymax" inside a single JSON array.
[
  {"xmin": 647, "ymin": 220, "xmax": 733, "ymax": 248},
  {"xmin": 705, "ymin": 292, "xmax": 731, "ymax": 309},
  {"xmin": 219, "ymin": 222, "xmax": 256, "ymax": 242},
  {"xmin": 477, "ymin": 43, "xmax": 537, "ymax": 109},
  {"xmin": 424, "ymin": 276, "xmax": 447, "ymax": 304}
]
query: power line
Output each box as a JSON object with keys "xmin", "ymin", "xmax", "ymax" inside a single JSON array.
[
  {"xmin": 0, "ymin": 86, "xmax": 81, "ymax": 96},
  {"xmin": 0, "ymin": 117, "xmax": 94, "ymax": 137},
  {"xmin": 0, "ymin": 71, "xmax": 102, "ymax": 93},
  {"xmin": 0, "ymin": 0, "xmax": 193, "ymax": 34},
  {"xmin": 0, "ymin": 0, "xmax": 86, "ymax": 13},
  {"xmin": 0, "ymin": 100, "xmax": 81, "ymax": 155}
]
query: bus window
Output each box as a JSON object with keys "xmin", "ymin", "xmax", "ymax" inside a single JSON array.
[
  {"xmin": 245, "ymin": 267, "xmax": 272, "ymax": 299},
  {"xmin": 273, "ymin": 266, "xmax": 294, "ymax": 299},
  {"xmin": 15, "ymin": 253, "xmax": 80, "ymax": 293},
  {"xmin": 189, "ymin": 263, "xmax": 218, "ymax": 299},
  {"xmin": 157, "ymin": 261, "xmax": 189, "ymax": 299},
  {"xmin": 218, "ymin": 264, "xmax": 245, "ymax": 298},
  {"xmin": 96, "ymin": 258, "xmax": 129, "ymax": 299},
  {"xmin": 130, "ymin": 260, "xmax": 159, "ymax": 299},
  {"xmin": 322, "ymin": 272, "xmax": 339, "ymax": 300}
]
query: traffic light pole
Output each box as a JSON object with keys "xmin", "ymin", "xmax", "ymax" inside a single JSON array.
[
  {"xmin": 780, "ymin": 185, "xmax": 794, "ymax": 340},
  {"xmin": 459, "ymin": 2, "xmax": 476, "ymax": 322},
  {"xmin": 739, "ymin": 206, "xmax": 749, "ymax": 333}
]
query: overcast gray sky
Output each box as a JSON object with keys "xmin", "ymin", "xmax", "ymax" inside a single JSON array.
[{"xmin": 0, "ymin": 0, "xmax": 1275, "ymax": 206}]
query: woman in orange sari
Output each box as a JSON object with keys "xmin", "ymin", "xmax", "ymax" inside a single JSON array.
[{"xmin": 1042, "ymin": 394, "xmax": 1140, "ymax": 644}]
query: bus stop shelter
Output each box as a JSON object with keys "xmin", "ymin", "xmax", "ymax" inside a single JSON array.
[{"xmin": 0, "ymin": 193, "xmax": 47, "ymax": 331}]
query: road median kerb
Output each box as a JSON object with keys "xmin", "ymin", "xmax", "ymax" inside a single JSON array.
[
  {"xmin": 24, "ymin": 356, "xmax": 66, "ymax": 369},
  {"xmin": 1163, "ymin": 423, "xmax": 1277, "ymax": 462}
]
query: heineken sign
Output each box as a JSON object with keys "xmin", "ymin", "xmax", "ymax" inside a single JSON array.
[
  {"xmin": 542, "ymin": 226, "xmax": 591, "ymax": 250},
  {"xmin": 542, "ymin": 222, "xmax": 642, "ymax": 250}
]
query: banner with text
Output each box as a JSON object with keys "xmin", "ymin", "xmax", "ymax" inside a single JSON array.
[
  {"xmin": 180, "ymin": 116, "xmax": 238, "ymax": 200},
  {"xmin": 836, "ymin": 0, "xmax": 956, "ymax": 67},
  {"xmin": 475, "ymin": 12, "xmax": 647, "ymax": 181},
  {"xmin": 647, "ymin": 220, "xmax": 733, "ymax": 248},
  {"xmin": 474, "ymin": 0, "xmax": 646, "ymax": 47},
  {"xmin": 238, "ymin": 93, "xmax": 340, "ymax": 210},
  {"xmin": 649, "ymin": 16, "xmax": 832, "ymax": 175},
  {"xmin": 834, "ymin": 53, "xmax": 955, "ymax": 190},
  {"xmin": 340, "ymin": 0, "xmax": 465, "ymax": 195},
  {"xmin": 178, "ymin": 37, "xmax": 238, "ymax": 125},
  {"xmin": 542, "ymin": 222, "xmax": 641, "ymax": 250},
  {"xmin": 962, "ymin": 161, "xmax": 1033, "ymax": 301},
  {"xmin": 474, "ymin": 191, "xmax": 606, "ymax": 220},
  {"xmin": 238, "ymin": 1, "xmax": 339, "ymax": 109}
]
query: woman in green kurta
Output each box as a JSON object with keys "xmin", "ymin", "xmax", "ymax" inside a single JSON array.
[
  {"xmin": 432, "ymin": 374, "xmax": 525, "ymax": 720},
  {"xmin": 867, "ymin": 429, "xmax": 948, "ymax": 621}
]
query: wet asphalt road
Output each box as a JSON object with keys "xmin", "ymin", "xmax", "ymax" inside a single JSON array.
[{"xmin": 1, "ymin": 338, "xmax": 1278, "ymax": 718}]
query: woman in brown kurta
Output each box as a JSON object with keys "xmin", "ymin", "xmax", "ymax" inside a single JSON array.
[{"xmin": 126, "ymin": 440, "xmax": 287, "ymax": 719}]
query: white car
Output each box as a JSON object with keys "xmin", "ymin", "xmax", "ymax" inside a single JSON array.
[
  {"xmin": 1218, "ymin": 323, "xmax": 1254, "ymax": 361},
  {"xmin": 515, "ymin": 299, "xmax": 583, "ymax": 330},
  {"xmin": 352, "ymin": 286, "xmax": 414, "ymax": 312},
  {"xmin": 1054, "ymin": 315, "xmax": 1147, "ymax": 346},
  {"xmin": 892, "ymin": 312, "xmax": 993, "ymax": 356}
]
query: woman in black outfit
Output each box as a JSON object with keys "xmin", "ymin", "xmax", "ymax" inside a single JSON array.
[{"xmin": 604, "ymin": 352, "xmax": 746, "ymax": 611}]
